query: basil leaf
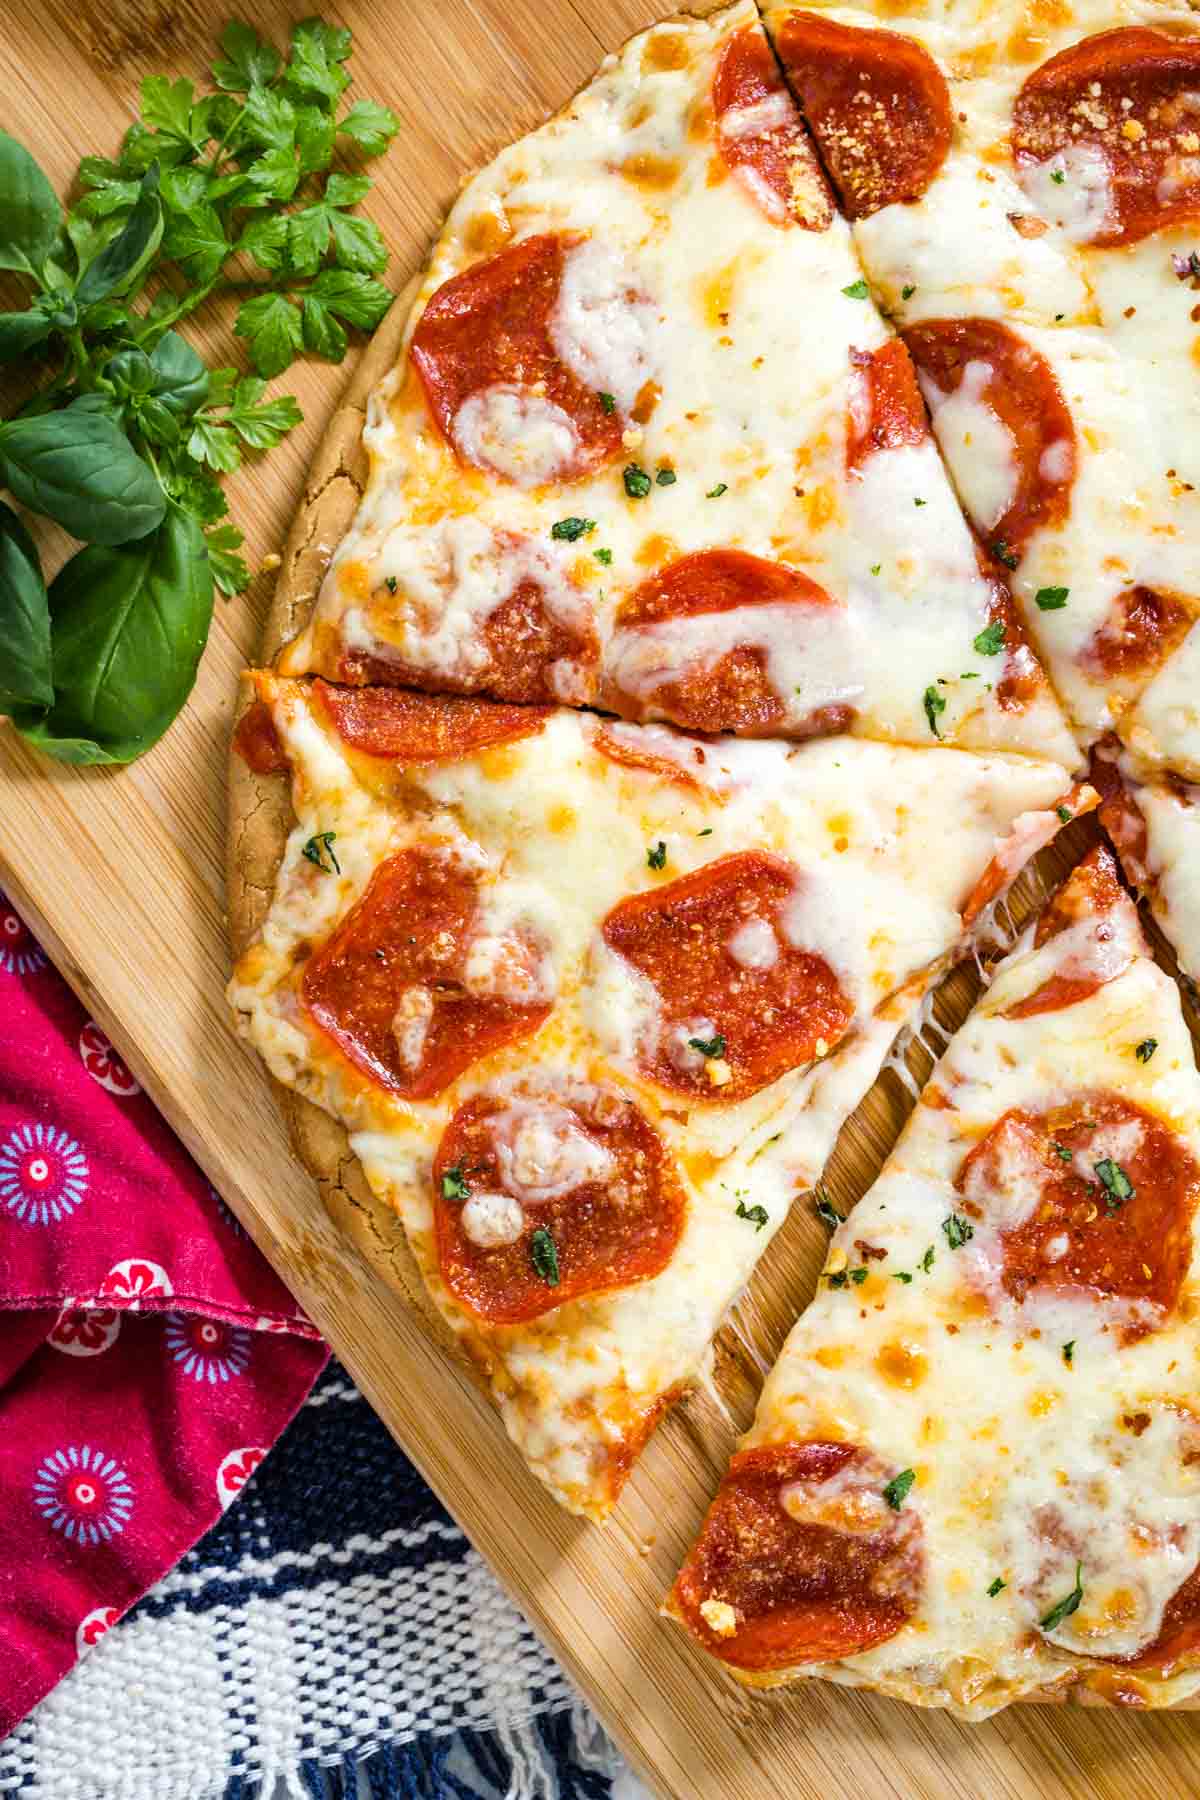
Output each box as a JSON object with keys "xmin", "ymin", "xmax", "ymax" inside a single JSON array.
[
  {"xmin": 147, "ymin": 330, "xmax": 210, "ymax": 416},
  {"xmin": 0, "ymin": 131, "xmax": 62, "ymax": 279},
  {"xmin": 76, "ymin": 166, "xmax": 162, "ymax": 307},
  {"xmin": 14, "ymin": 508, "xmax": 212, "ymax": 764},
  {"xmin": 0, "ymin": 309, "xmax": 51, "ymax": 362},
  {"xmin": 0, "ymin": 501, "xmax": 53, "ymax": 709},
  {"xmin": 0, "ymin": 399, "xmax": 165, "ymax": 545}
]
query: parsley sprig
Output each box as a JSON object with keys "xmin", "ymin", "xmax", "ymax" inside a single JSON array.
[{"xmin": 0, "ymin": 18, "xmax": 398, "ymax": 766}]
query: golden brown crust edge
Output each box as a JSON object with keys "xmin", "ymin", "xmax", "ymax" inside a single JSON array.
[{"xmin": 226, "ymin": 271, "xmax": 444, "ymax": 1320}]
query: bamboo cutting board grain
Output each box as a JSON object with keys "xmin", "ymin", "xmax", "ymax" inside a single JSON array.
[{"xmin": 3, "ymin": 2, "xmax": 1200, "ymax": 1793}]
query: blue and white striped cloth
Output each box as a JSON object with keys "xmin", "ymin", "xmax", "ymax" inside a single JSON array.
[{"xmin": 0, "ymin": 1361, "xmax": 643, "ymax": 1800}]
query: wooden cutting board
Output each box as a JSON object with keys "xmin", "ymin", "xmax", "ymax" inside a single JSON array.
[{"xmin": 3, "ymin": 2, "xmax": 1200, "ymax": 1793}]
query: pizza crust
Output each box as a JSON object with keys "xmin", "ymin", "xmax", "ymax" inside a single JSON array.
[{"xmin": 227, "ymin": 272, "xmax": 448, "ymax": 1325}]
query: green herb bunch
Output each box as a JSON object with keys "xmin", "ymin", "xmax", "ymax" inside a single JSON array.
[{"xmin": 0, "ymin": 18, "xmax": 398, "ymax": 765}]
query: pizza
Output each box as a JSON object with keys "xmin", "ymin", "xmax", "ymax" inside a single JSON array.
[
  {"xmin": 226, "ymin": 0, "xmax": 1200, "ymax": 1715},
  {"xmin": 229, "ymin": 674, "xmax": 1077, "ymax": 1516},
  {"xmin": 671, "ymin": 846, "xmax": 1200, "ymax": 1713},
  {"xmin": 276, "ymin": 0, "xmax": 1075, "ymax": 763}
]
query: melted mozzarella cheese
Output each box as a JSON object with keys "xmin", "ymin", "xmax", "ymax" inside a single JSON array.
[
  {"xmin": 461, "ymin": 1189, "xmax": 526, "ymax": 1248},
  {"xmin": 549, "ymin": 237, "xmax": 658, "ymax": 413},
  {"xmin": 1017, "ymin": 145, "xmax": 1117, "ymax": 245},
  {"xmin": 452, "ymin": 384, "xmax": 581, "ymax": 486},
  {"xmin": 489, "ymin": 1100, "xmax": 615, "ymax": 1201},
  {"xmin": 229, "ymin": 681, "xmax": 1075, "ymax": 1517},
  {"xmin": 916, "ymin": 360, "xmax": 1019, "ymax": 534}
]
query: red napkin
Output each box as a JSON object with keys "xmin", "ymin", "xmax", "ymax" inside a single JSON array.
[{"xmin": 0, "ymin": 889, "xmax": 327, "ymax": 1739}]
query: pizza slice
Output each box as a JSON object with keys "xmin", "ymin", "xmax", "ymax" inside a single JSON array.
[
  {"xmin": 764, "ymin": 1, "xmax": 1200, "ymax": 747},
  {"xmin": 276, "ymin": 0, "xmax": 1075, "ymax": 763},
  {"xmin": 229, "ymin": 676, "xmax": 1081, "ymax": 1517},
  {"xmin": 1089, "ymin": 740, "xmax": 1200, "ymax": 991},
  {"xmin": 670, "ymin": 845, "xmax": 1200, "ymax": 1712}
]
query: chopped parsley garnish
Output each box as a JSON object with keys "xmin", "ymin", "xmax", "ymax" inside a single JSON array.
[
  {"xmin": 1050, "ymin": 168, "xmax": 1066, "ymax": 185},
  {"xmin": 551, "ymin": 516, "xmax": 594, "ymax": 542},
  {"xmin": 1096, "ymin": 1157, "xmax": 1134, "ymax": 1210},
  {"xmin": 1056, "ymin": 804, "xmax": 1073, "ymax": 823},
  {"xmin": 302, "ymin": 831, "xmax": 340, "ymax": 875},
  {"xmin": 689, "ymin": 1033, "xmax": 727, "ymax": 1059},
  {"xmin": 842, "ymin": 278, "xmax": 870, "ymax": 300},
  {"xmin": 1063, "ymin": 1341, "xmax": 1075, "ymax": 1366},
  {"xmin": 973, "ymin": 620, "xmax": 1006, "ymax": 656},
  {"xmin": 814, "ymin": 1188, "xmax": 845, "ymax": 1230},
  {"xmin": 893, "ymin": 1270, "xmax": 913, "ymax": 1284},
  {"xmin": 942, "ymin": 1213, "xmax": 974, "ymax": 1250},
  {"xmin": 655, "ymin": 466, "xmax": 677, "ymax": 486},
  {"xmin": 1135, "ymin": 1037, "xmax": 1158, "ymax": 1063},
  {"xmin": 530, "ymin": 1227, "xmax": 560, "ymax": 1287},
  {"xmin": 850, "ymin": 1266, "xmax": 868, "ymax": 1285},
  {"xmin": 870, "ymin": 562, "xmax": 881, "ymax": 576},
  {"xmin": 441, "ymin": 1164, "xmax": 471, "ymax": 1201},
  {"xmin": 385, "ymin": 575, "xmax": 398, "ymax": 594},
  {"xmin": 736, "ymin": 1199, "xmax": 769, "ymax": 1231},
  {"xmin": 1035, "ymin": 586, "xmax": 1069, "ymax": 611},
  {"xmin": 598, "ymin": 390, "xmax": 617, "ymax": 413},
  {"xmin": 920, "ymin": 1245, "xmax": 935, "ymax": 1274},
  {"xmin": 594, "ymin": 546, "xmax": 613, "ymax": 565},
  {"xmin": 991, "ymin": 539, "xmax": 1018, "ymax": 570},
  {"xmin": 987, "ymin": 1577, "xmax": 1007, "ymax": 1598},
  {"xmin": 623, "ymin": 464, "xmax": 652, "ymax": 499},
  {"xmin": 1040, "ymin": 1562, "xmax": 1084, "ymax": 1632},
  {"xmin": 647, "ymin": 840, "xmax": 667, "ymax": 870},
  {"xmin": 882, "ymin": 1468, "xmax": 915, "ymax": 1511},
  {"xmin": 698, "ymin": 827, "xmax": 713, "ymax": 836},
  {"xmin": 902, "ymin": 283, "xmax": 917, "ymax": 300},
  {"xmin": 923, "ymin": 684, "xmax": 947, "ymax": 738},
  {"xmin": 826, "ymin": 1269, "xmax": 849, "ymax": 1288},
  {"xmin": 706, "ymin": 482, "xmax": 728, "ymax": 499},
  {"xmin": 1052, "ymin": 1142, "xmax": 1073, "ymax": 1162}
]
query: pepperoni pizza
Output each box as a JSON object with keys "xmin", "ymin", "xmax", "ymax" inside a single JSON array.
[
  {"xmin": 227, "ymin": 0, "xmax": 1200, "ymax": 1717},
  {"xmin": 276, "ymin": 0, "xmax": 1075, "ymax": 763},
  {"xmin": 229, "ymin": 674, "xmax": 1077, "ymax": 1516},
  {"xmin": 672, "ymin": 847, "xmax": 1200, "ymax": 1712}
]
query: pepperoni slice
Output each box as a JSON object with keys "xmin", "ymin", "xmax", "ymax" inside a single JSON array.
[
  {"xmin": 1013, "ymin": 28, "xmax": 1200, "ymax": 249},
  {"xmin": 432, "ymin": 1083, "xmax": 685, "ymax": 1324},
  {"xmin": 312, "ymin": 680, "xmax": 550, "ymax": 764},
  {"xmin": 233, "ymin": 698, "xmax": 288, "ymax": 775},
  {"xmin": 956, "ymin": 1093, "xmax": 1200, "ymax": 1334},
  {"xmin": 592, "ymin": 720, "xmax": 719, "ymax": 794},
  {"xmin": 1005, "ymin": 844, "xmax": 1137, "ymax": 1020},
  {"xmin": 606, "ymin": 549, "xmax": 853, "ymax": 738},
  {"xmin": 712, "ymin": 24, "xmax": 833, "ymax": 230},
  {"xmin": 773, "ymin": 12, "xmax": 952, "ymax": 219},
  {"xmin": 601, "ymin": 851, "xmax": 853, "ymax": 1104},
  {"xmin": 672, "ymin": 1442, "xmax": 922, "ymax": 1672},
  {"xmin": 302, "ymin": 849, "xmax": 552, "ymax": 1100},
  {"xmin": 337, "ymin": 572, "xmax": 599, "ymax": 706},
  {"xmin": 1121, "ymin": 1560, "xmax": 1200, "ymax": 1674},
  {"xmin": 410, "ymin": 233, "xmax": 628, "ymax": 485},
  {"xmin": 845, "ymin": 341, "xmax": 928, "ymax": 474},
  {"xmin": 1092, "ymin": 744, "xmax": 1153, "ymax": 889},
  {"xmin": 903, "ymin": 318, "xmax": 1076, "ymax": 557},
  {"xmin": 1080, "ymin": 586, "xmax": 1193, "ymax": 682}
]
